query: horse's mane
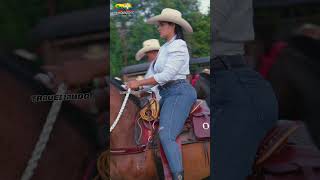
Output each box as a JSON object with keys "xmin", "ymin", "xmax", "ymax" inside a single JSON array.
[{"xmin": 109, "ymin": 77, "xmax": 142, "ymax": 108}]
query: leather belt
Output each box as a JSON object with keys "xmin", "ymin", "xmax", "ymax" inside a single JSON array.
[
  {"xmin": 158, "ymin": 79, "xmax": 187, "ymax": 91},
  {"xmin": 212, "ymin": 55, "xmax": 247, "ymax": 71}
]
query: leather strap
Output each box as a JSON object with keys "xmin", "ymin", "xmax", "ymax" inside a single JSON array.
[
  {"xmin": 158, "ymin": 79, "xmax": 187, "ymax": 91},
  {"xmin": 212, "ymin": 55, "xmax": 247, "ymax": 71},
  {"xmin": 110, "ymin": 145, "xmax": 147, "ymax": 155}
]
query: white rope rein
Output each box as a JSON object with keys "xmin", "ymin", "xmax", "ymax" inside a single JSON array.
[
  {"xmin": 21, "ymin": 83, "xmax": 67, "ymax": 180},
  {"xmin": 110, "ymin": 88, "xmax": 131, "ymax": 132}
]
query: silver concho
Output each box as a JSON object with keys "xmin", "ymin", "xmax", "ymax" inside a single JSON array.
[{"xmin": 203, "ymin": 122, "xmax": 210, "ymax": 130}]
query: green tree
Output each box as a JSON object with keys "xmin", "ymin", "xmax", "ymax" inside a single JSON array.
[
  {"xmin": 110, "ymin": 18, "xmax": 123, "ymax": 76},
  {"xmin": 186, "ymin": 11, "xmax": 210, "ymax": 58},
  {"xmin": 110, "ymin": 0, "xmax": 210, "ymax": 75}
]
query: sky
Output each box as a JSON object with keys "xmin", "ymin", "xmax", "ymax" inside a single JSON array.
[{"xmin": 198, "ymin": 0, "xmax": 210, "ymax": 15}]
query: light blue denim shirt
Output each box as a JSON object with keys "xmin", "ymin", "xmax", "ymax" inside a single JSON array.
[{"xmin": 152, "ymin": 35, "xmax": 190, "ymax": 86}]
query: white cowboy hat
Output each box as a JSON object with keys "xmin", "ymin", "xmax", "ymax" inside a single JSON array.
[
  {"xmin": 202, "ymin": 68, "xmax": 210, "ymax": 74},
  {"xmin": 136, "ymin": 75, "xmax": 144, "ymax": 81},
  {"xmin": 146, "ymin": 8, "xmax": 193, "ymax": 33},
  {"xmin": 135, "ymin": 39, "xmax": 160, "ymax": 61}
]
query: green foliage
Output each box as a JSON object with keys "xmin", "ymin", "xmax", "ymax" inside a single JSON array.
[
  {"xmin": 110, "ymin": 18, "xmax": 124, "ymax": 76},
  {"xmin": 110, "ymin": 0, "xmax": 210, "ymax": 75},
  {"xmin": 185, "ymin": 11, "xmax": 210, "ymax": 58}
]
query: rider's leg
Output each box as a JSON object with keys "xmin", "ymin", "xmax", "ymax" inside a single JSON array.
[{"xmin": 158, "ymin": 82, "xmax": 197, "ymax": 177}]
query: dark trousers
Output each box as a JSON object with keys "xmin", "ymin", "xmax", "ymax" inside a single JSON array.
[{"xmin": 211, "ymin": 55, "xmax": 278, "ymax": 180}]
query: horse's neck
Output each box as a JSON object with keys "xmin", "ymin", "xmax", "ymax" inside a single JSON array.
[{"xmin": 110, "ymin": 86, "xmax": 140, "ymax": 148}]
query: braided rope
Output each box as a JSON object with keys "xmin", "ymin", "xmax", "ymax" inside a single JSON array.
[
  {"xmin": 21, "ymin": 83, "xmax": 67, "ymax": 180},
  {"xmin": 110, "ymin": 88, "xmax": 131, "ymax": 132}
]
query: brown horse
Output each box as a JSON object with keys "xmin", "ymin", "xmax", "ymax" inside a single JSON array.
[
  {"xmin": 109, "ymin": 79, "xmax": 210, "ymax": 180},
  {"xmin": 0, "ymin": 53, "xmax": 104, "ymax": 180}
]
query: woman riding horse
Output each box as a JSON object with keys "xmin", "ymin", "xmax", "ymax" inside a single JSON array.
[{"xmin": 127, "ymin": 8, "xmax": 196, "ymax": 180}]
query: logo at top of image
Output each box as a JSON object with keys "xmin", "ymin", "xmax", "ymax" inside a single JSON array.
[
  {"xmin": 113, "ymin": 3, "xmax": 133, "ymax": 10},
  {"xmin": 112, "ymin": 2, "xmax": 135, "ymax": 15}
]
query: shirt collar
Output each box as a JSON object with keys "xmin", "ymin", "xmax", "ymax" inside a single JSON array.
[{"xmin": 164, "ymin": 35, "xmax": 177, "ymax": 46}]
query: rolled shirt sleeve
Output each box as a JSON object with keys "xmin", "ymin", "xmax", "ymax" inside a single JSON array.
[{"xmin": 153, "ymin": 40, "xmax": 188, "ymax": 84}]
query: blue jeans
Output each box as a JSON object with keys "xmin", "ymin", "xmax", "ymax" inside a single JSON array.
[
  {"xmin": 211, "ymin": 55, "xmax": 278, "ymax": 180},
  {"xmin": 158, "ymin": 80, "xmax": 197, "ymax": 173}
]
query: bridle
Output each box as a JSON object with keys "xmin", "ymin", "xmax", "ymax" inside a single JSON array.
[{"xmin": 110, "ymin": 88, "xmax": 157, "ymax": 155}]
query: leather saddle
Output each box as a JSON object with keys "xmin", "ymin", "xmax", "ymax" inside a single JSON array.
[
  {"xmin": 250, "ymin": 144, "xmax": 320, "ymax": 180},
  {"xmin": 249, "ymin": 121, "xmax": 320, "ymax": 179},
  {"xmin": 139, "ymin": 98, "xmax": 210, "ymax": 142},
  {"xmin": 188, "ymin": 100, "xmax": 210, "ymax": 140},
  {"xmin": 254, "ymin": 120, "xmax": 301, "ymax": 166}
]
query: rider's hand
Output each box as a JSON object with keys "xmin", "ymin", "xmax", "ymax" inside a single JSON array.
[{"xmin": 127, "ymin": 80, "xmax": 140, "ymax": 90}]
